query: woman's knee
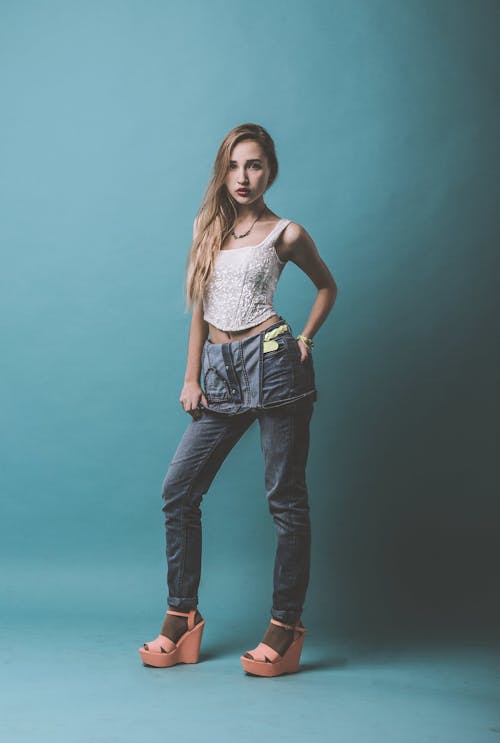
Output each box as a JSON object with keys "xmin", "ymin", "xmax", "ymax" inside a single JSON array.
[
  {"xmin": 161, "ymin": 461, "xmax": 205, "ymax": 516},
  {"xmin": 161, "ymin": 463, "xmax": 189, "ymax": 512}
]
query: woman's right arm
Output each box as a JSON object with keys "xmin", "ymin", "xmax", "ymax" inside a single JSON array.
[
  {"xmin": 179, "ymin": 219, "xmax": 209, "ymax": 417},
  {"xmin": 180, "ymin": 299, "xmax": 209, "ymax": 415}
]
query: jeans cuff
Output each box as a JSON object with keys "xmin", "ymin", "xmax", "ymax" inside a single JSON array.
[
  {"xmin": 271, "ymin": 608, "xmax": 302, "ymax": 625},
  {"xmin": 168, "ymin": 596, "xmax": 198, "ymax": 611}
]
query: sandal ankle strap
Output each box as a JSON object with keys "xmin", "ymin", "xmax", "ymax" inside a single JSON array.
[{"xmin": 270, "ymin": 618, "xmax": 305, "ymax": 632}]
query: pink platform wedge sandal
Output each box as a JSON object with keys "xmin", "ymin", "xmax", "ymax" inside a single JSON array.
[
  {"xmin": 138, "ymin": 608, "xmax": 205, "ymax": 668},
  {"xmin": 240, "ymin": 618, "xmax": 307, "ymax": 677}
]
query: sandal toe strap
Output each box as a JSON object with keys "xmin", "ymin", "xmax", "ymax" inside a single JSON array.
[
  {"xmin": 144, "ymin": 634, "xmax": 177, "ymax": 654},
  {"xmin": 248, "ymin": 642, "xmax": 282, "ymax": 663}
]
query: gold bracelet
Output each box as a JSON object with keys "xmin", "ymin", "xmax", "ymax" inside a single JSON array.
[{"xmin": 296, "ymin": 334, "xmax": 314, "ymax": 349}]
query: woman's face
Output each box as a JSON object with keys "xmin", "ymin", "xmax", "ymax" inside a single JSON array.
[{"xmin": 224, "ymin": 139, "xmax": 271, "ymax": 206}]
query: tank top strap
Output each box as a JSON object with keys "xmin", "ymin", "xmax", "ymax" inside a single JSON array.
[{"xmin": 265, "ymin": 218, "xmax": 292, "ymax": 245}]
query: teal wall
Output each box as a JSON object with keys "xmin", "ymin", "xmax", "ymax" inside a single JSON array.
[{"xmin": 1, "ymin": 0, "xmax": 498, "ymax": 639}]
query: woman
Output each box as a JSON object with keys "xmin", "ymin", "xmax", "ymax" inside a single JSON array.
[{"xmin": 138, "ymin": 123, "xmax": 338, "ymax": 677}]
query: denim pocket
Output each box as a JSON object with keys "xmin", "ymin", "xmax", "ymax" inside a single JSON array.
[
  {"xmin": 201, "ymin": 342, "xmax": 242, "ymax": 413},
  {"xmin": 201, "ymin": 345, "xmax": 230, "ymax": 402},
  {"xmin": 286, "ymin": 336, "xmax": 317, "ymax": 398},
  {"xmin": 263, "ymin": 334, "xmax": 289, "ymax": 356},
  {"xmin": 261, "ymin": 335, "xmax": 295, "ymax": 406},
  {"xmin": 204, "ymin": 367, "xmax": 231, "ymax": 401}
]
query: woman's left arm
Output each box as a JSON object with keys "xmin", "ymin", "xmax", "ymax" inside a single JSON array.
[{"xmin": 280, "ymin": 222, "xmax": 338, "ymax": 361}]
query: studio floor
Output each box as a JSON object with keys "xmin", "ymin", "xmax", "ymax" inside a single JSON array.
[{"xmin": 2, "ymin": 615, "xmax": 499, "ymax": 743}]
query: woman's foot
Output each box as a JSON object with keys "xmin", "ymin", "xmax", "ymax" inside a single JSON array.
[
  {"xmin": 243, "ymin": 618, "xmax": 304, "ymax": 660},
  {"xmin": 240, "ymin": 618, "xmax": 307, "ymax": 676},
  {"xmin": 144, "ymin": 607, "xmax": 204, "ymax": 650},
  {"xmin": 139, "ymin": 607, "xmax": 206, "ymax": 667}
]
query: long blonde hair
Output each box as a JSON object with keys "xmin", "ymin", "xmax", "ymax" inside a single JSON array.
[{"xmin": 184, "ymin": 123, "xmax": 279, "ymax": 312}]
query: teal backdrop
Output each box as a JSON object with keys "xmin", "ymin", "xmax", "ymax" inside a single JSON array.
[{"xmin": 1, "ymin": 0, "xmax": 499, "ymax": 646}]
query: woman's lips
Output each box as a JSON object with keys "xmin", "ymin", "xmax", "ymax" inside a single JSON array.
[{"xmin": 236, "ymin": 189, "xmax": 250, "ymax": 195}]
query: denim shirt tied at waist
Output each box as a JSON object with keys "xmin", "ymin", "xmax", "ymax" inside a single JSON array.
[{"xmin": 200, "ymin": 317, "xmax": 317, "ymax": 416}]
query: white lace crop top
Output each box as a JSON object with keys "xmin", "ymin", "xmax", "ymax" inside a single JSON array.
[{"xmin": 202, "ymin": 218, "xmax": 292, "ymax": 332}]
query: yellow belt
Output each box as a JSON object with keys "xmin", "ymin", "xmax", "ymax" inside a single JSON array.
[{"xmin": 263, "ymin": 323, "xmax": 289, "ymax": 353}]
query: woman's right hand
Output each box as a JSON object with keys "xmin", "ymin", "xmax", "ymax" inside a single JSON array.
[{"xmin": 179, "ymin": 381, "xmax": 209, "ymax": 420}]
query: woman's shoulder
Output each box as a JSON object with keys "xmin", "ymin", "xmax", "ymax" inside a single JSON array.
[
  {"xmin": 275, "ymin": 219, "xmax": 314, "ymax": 263},
  {"xmin": 279, "ymin": 218, "xmax": 307, "ymax": 243},
  {"xmin": 270, "ymin": 215, "xmax": 302, "ymax": 233}
]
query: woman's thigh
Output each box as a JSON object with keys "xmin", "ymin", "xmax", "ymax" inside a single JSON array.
[
  {"xmin": 162, "ymin": 409, "xmax": 257, "ymax": 502},
  {"xmin": 256, "ymin": 395, "xmax": 314, "ymax": 496}
]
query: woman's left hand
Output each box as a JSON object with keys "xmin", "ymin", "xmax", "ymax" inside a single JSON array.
[{"xmin": 296, "ymin": 338, "xmax": 311, "ymax": 364}]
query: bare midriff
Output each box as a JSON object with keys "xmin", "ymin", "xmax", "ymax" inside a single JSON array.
[{"xmin": 207, "ymin": 314, "xmax": 282, "ymax": 344}]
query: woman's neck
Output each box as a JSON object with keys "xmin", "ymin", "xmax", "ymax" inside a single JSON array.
[{"xmin": 235, "ymin": 200, "xmax": 268, "ymax": 222}]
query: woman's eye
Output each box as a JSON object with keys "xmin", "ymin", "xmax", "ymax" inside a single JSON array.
[{"xmin": 228, "ymin": 163, "xmax": 261, "ymax": 170}]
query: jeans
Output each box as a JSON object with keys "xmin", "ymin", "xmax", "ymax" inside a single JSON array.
[{"xmin": 161, "ymin": 317, "xmax": 317, "ymax": 625}]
